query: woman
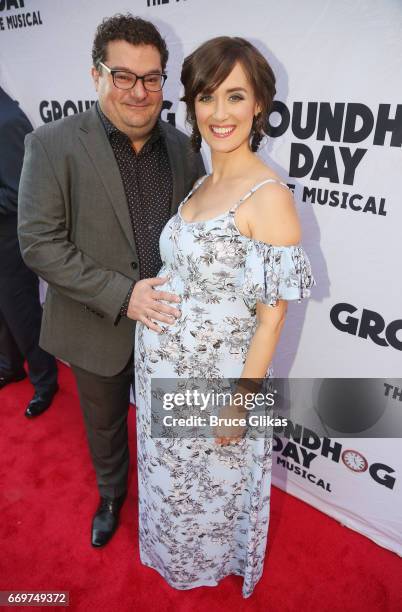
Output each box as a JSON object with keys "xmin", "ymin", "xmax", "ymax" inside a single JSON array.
[{"xmin": 134, "ymin": 36, "xmax": 315, "ymax": 598}]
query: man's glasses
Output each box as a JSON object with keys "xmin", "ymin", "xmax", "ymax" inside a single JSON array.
[{"xmin": 99, "ymin": 62, "xmax": 167, "ymax": 92}]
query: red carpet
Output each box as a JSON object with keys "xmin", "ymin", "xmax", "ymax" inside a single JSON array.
[{"xmin": 0, "ymin": 362, "xmax": 400, "ymax": 612}]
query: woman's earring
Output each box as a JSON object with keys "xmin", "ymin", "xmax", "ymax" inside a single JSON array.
[
  {"xmin": 191, "ymin": 125, "xmax": 202, "ymax": 152},
  {"xmin": 251, "ymin": 113, "xmax": 265, "ymax": 152}
]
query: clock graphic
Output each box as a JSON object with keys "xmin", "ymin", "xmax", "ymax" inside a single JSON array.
[{"xmin": 341, "ymin": 449, "xmax": 368, "ymax": 472}]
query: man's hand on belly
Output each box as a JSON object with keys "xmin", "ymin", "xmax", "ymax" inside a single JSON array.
[{"xmin": 127, "ymin": 277, "xmax": 181, "ymax": 333}]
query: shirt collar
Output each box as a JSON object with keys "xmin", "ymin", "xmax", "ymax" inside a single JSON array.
[{"xmin": 96, "ymin": 101, "xmax": 162, "ymax": 151}]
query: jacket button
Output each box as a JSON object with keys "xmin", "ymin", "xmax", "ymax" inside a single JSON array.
[{"xmin": 131, "ymin": 261, "xmax": 138, "ymax": 270}]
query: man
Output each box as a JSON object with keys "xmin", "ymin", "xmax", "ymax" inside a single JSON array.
[
  {"xmin": 18, "ymin": 15, "xmax": 205, "ymax": 547},
  {"xmin": 0, "ymin": 86, "xmax": 58, "ymax": 416}
]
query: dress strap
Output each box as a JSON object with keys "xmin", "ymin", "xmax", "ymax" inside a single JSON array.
[
  {"xmin": 230, "ymin": 178, "xmax": 290, "ymax": 213},
  {"xmin": 179, "ymin": 174, "xmax": 209, "ymax": 207}
]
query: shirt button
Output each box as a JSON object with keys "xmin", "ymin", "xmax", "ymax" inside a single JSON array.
[{"xmin": 131, "ymin": 261, "xmax": 138, "ymax": 270}]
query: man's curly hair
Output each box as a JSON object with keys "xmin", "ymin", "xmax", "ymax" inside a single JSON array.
[{"xmin": 92, "ymin": 14, "xmax": 169, "ymax": 71}]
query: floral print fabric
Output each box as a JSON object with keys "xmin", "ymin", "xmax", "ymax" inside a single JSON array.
[
  {"xmin": 242, "ymin": 240, "xmax": 314, "ymax": 312},
  {"xmin": 134, "ymin": 176, "xmax": 315, "ymax": 597}
]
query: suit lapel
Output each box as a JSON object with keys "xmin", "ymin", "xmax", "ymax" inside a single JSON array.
[
  {"xmin": 78, "ymin": 106, "xmax": 136, "ymax": 253},
  {"xmin": 160, "ymin": 121, "xmax": 185, "ymax": 216}
]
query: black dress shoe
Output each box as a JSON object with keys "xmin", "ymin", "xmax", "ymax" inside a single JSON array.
[
  {"xmin": 24, "ymin": 384, "xmax": 59, "ymax": 418},
  {"xmin": 0, "ymin": 370, "xmax": 27, "ymax": 390},
  {"xmin": 91, "ymin": 493, "xmax": 126, "ymax": 548}
]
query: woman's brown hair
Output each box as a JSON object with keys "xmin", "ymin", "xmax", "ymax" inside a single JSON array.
[{"xmin": 181, "ymin": 36, "xmax": 276, "ymax": 152}]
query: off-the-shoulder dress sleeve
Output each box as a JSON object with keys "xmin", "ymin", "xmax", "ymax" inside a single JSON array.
[{"xmin": 242, "ymin": 240, "xmax": 315, "ymax": 310}]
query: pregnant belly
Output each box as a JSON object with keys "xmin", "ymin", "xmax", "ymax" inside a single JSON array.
[{"xmin": 135, "ymin": 274, "xmax": 257, "ymax": 379}]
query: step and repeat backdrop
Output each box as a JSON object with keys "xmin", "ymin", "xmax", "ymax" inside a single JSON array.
[{"xmin": 0, "ymin": 0, "xmax": 401, "ymax": 555}]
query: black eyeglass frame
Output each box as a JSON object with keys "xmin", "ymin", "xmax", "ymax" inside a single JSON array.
[{"xmin": 98, "ymin": 61, "xmax": 167, "ymax": 91}]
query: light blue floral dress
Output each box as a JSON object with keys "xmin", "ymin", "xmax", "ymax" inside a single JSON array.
[{"xmin": 134, "ymin": 175, "xmax": 315, "ymax": 598}]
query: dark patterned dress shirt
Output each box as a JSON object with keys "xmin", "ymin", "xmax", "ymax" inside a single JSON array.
[{"xmin": 96, "ymin": 102, "xmax": 173, "ymax": 316}]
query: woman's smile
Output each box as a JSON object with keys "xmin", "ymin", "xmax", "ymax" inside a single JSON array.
[{"xmin": 209, "ymin": 125, "xmax": 236, "ymax": 138}]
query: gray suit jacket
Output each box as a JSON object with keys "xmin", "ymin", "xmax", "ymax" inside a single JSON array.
[{"xmin": 18, "ymin": 104, "xmax": 205, "ymax": 376}]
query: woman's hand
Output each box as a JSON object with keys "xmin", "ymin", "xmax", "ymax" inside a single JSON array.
[{"xmin": 213, "ymin": 404, "xmax": 248, "ymax": 446}]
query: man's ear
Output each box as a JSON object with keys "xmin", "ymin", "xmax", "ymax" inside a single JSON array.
[{"xmin": 91, "ymin": 66, "xmax": 100, "ymax": 91}]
